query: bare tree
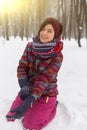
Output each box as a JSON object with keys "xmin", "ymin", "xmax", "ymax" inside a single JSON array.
[{"xmin": 4, "ymin": 1, "xmax": 9, "ymax": 40}]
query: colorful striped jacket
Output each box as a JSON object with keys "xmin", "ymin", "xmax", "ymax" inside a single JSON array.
[{"xmin": 17, "ymin": 42, "xmax": 63, "ymax": 98}]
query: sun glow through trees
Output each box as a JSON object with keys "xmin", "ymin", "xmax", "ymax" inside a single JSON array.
[{"xmin": 0, "ymin": 0, "xmax": 25, "ymax": 14}]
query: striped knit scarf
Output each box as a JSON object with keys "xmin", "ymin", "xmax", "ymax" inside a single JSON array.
[{"xmin": 32, "ymin": 37, "xmax": 63, "ymax": 59}]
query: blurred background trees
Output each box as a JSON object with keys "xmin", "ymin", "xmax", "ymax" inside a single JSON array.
[{"xmin": 0, "ymin": 0, "xmax": 87, "ymax": 47}]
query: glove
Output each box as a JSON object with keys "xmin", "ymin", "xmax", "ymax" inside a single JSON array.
[
  {"xmin": 18, "ymin": 78, "xmax": 29, "ymax": 88},
  {"xmin": 20, "ymin": 86, "xmax": 29, "ymax": 100},
  {"xmin": 6, "ymin": 94, "xmax": 35, "ymax": 120}
]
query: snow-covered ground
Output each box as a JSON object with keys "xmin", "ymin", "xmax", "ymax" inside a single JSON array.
[{"xmin": 0, "ymin": 37, "xmax": 87, "ymax": 130}]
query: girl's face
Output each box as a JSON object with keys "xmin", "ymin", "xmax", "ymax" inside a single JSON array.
[{"xmin": 39, "ymin": 24, "xmax": 55, "ymax": 43}]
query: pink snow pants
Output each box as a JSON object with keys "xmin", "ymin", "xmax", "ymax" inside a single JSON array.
[{"xmin": 6, "ymin": 94, "xmax": 57, "ymax": 130}]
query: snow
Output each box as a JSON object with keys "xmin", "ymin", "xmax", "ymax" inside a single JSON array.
[{"xmin": 0, "ymin": 37, "xmax": 87, "ymax": 130}]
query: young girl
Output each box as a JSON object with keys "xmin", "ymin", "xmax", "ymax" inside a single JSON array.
[{"xmin": 6, "ymin": 17, "xmax": 63, "ymax": 130}]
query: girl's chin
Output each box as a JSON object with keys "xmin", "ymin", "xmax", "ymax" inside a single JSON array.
[{"xmin": 40, "ymin": 39, "xmax": 48, "ymax": 43}]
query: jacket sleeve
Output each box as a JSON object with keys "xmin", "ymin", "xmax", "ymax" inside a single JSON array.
[
  {"xmin": 32, "ymin": 53, "xmax": 63, "ymax": 98},
  {"xmin": 17, "ymin": 43, "xmax": 31, "ymax": 88}
]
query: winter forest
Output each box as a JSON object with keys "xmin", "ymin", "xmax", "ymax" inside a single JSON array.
[{"xmin": 0, "ymin": 0, "xmax": 87, "ymax": 47}]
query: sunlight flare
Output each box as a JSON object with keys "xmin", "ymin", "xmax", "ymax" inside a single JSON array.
[{"xmin": 0, "ymin": 0, "xmax": 25, "ymax": 14}]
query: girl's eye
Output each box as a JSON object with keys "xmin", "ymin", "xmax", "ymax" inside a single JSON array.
[
  {"xmin": 48, "ymin": 30, "xmax": 52, "ymax": 33},
  {"xmin": 41, "ymin": 28, "xmax": 53, "ymax": 33}
]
